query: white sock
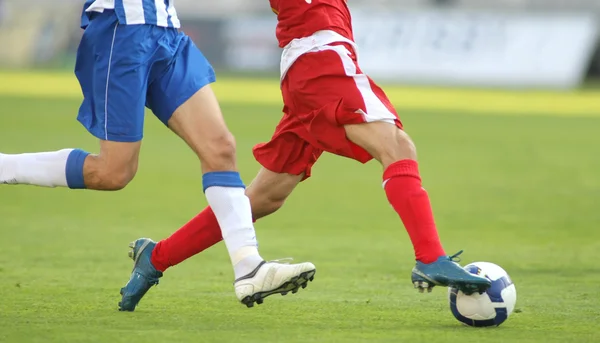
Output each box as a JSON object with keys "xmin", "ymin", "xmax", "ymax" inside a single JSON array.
[
  {"xmin": 0, "ymin": 149, "xmax": 72, "ymax": 187},
  {"xmin": 205, "ymin": 186, "xmax": 264, "ymax": 279}
]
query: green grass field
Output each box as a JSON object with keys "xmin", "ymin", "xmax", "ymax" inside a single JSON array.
[{"xmin": 1, "ymin": 72, "xmax": 599, "ymax": 343}]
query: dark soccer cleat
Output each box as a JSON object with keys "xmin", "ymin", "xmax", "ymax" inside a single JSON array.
[
  {"xmin": 411, "ymin": 250, "xmax": 491, "ymax": 295},
  {"xmin": 118, "ymin": 238, "xmax": 163, "ymax": 312}
]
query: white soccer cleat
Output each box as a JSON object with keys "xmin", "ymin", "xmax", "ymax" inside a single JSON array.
[{"xmin": 234, "ymin": 260, "xmax": 316, "ymax": 308}]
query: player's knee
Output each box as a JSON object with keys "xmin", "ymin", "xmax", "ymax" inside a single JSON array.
[
  {"xmin": 395, "ymin": 130, "xmax": 417, "ymax": 158},
  {"xmin": 247, "ymin": 187, "xmax": 289, "ymax": 220},
  {"xmin": 347, "ymin": 122, "xmax": 417, "ymax": 166},
  {"xmin": 245, "ymin": 168, "xmax": 301, "ymax": 220},
  {"xmin": 201, "ymin": 132, "xmax": 237, "ymax": 172},
  {"xmin": 265, "ymin": 192, "xmax": 288, "ymax": 213},
  {"xmin": 251, "ymin": 193, "xmax": 286, "ymax": 220},
  {"xmin": 378, "ymin": 129, "xmax": 417, "ymax": 166},
  {"xmin": 102, "ymin": 168, "xmax": 136, "ymax": 190},
  {"xmin": 85, "ymin": 157, "xmax": 138, "ymax": 190}
]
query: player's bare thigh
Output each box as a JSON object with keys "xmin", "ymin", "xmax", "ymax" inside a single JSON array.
[
  {"xmin": 326, "ymin": 44, "xmax": 415, "ymax": 168},
  {"xmin": 167, "ymin": 85, "xmax": 237, "ymax": 173},
  {"xmin": 287, "ymin": 44, "xmax": 415, "ymax": 168}
]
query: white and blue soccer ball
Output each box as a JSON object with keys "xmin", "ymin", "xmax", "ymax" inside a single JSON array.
[{"xmin": 448, "ymin": 262, "xmax": 517, "ymax": 327}]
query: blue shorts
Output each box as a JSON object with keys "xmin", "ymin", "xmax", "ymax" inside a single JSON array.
[{"xmin": 75, "ymin": 10, "xmax": 215, "ymax": 142}]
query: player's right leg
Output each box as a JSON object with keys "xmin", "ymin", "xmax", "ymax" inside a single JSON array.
[
  {"xmin": 150, "ymin": 133, "xmax": 314, "ymax": 273},
  {"xmin": 118, "ymin": 34, "xmax": 314, "ymax": 310},
  {"xmin": 150, "ymin": 167, "xmax": 305, "ymax": 272},
  {"xmin": 119, "ymin": 112, "xmax": 318, "ymax": 311},
  {"xmin": 121, "ymin": 167, "xmax": 309, "ymax": 310},
  {"xmin": 167, "ymin": 86, "xmax": 316, "ymax": 307}
]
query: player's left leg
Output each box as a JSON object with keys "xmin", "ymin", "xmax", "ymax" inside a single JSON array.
[
  {"xmin": 280, "ymin": 43, "xmax": 490, "ymax": 295},
  {"xmin": 344, "ymin": 117, "xmax": 491, "ymax": 295},
  {"xmin": 0, "ymin": 149, "xmax": 88, "ymax": 188},
  {"xmin": 0, "ymin": 11, "xmax": 147, "ymax": 191},
  {"xmin": 0, "ymin": 136, "xmax": 142, "ymax": 191}
]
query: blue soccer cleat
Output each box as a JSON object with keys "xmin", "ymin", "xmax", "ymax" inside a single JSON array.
[
  {"xmin": 118, "ymin": 238, "xmax": 163, "ymax": 312},
  {"xmin": 411, "ymin": 250, "xmax": 491, "ymax": 295}
]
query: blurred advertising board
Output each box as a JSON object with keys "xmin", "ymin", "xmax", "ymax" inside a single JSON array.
[
  {"xmin": 0, "ymin": 4, "xmax": 78, "ymax": 68},
  {"xmin": 221, "ymin": 16, "xmax": 280, "ymax": 73},
  {"xmin": 179, "ymin": 15, "xmax": 281, "ymax": 72},
  {"xmin": 218, "ymin": 10, "xmax": 599, "ymax": 89},
  {"xmin": 1, "ymin": 3, "xmax": 598, "ymax": 90},
  {"xmin": 350, "ymin": 10, "xmax": 600, "ymax": 89}
]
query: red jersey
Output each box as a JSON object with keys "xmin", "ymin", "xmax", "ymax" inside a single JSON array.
[{"xmin": 270, "ymin": 0, "xmax": 354, "ymax": 48}]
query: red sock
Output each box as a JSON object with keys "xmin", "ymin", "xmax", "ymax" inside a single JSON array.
[
  {"xmin": 151, "ymin": 207, "xmax": 223, "ymax": 272},
  {"xmin": 383, "ymin": 159, "xmax": 445, "ymax": 264}
]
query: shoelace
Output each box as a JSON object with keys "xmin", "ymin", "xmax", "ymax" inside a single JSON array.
[{"xmin": 448, "ymin": 250, "xmax": 464, "ymax": 263}]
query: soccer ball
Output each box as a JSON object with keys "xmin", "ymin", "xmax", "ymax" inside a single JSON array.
[{"xmin": 448, "ymin": 262, "xmax": 517, "ymax": 327}]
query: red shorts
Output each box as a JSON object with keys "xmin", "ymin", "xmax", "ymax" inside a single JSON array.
[{"xmin": 252, "ymin": 43, "xmax": 402, "ymax": 180}]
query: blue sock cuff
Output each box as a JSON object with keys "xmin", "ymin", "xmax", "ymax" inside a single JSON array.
[
  {"xmin": 202, "ymin": 171, "xmax": 245, "ymax": 193},
  {"xmin": 65, "ymin": 149, "xmax": 89, "ymax": 189}
]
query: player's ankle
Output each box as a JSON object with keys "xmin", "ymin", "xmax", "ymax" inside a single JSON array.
[
  {"xmin": 417, "ymin": 253, "xmax": 446, "ymax": 264},
  {"xmin": 233, "ymin": 253, "xmax": 264, "ymax": 280},
  {"xmin": 149, "ymin": 242, "xmax": 169, "ymax": 273}
]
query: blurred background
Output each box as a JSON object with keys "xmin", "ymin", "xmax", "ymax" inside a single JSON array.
[
  {"xmin": 0, "ymin": 0, "xmax": 599, "ymax": 89},
  {"xmin": 1, "ymin": 2, "xmax": 600, "ymax": 341}
]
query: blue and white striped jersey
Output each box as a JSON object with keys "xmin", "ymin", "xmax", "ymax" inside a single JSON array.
[{"xmin": 82, "ymin": 0, "xmax": 180, "ymax": 29}]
